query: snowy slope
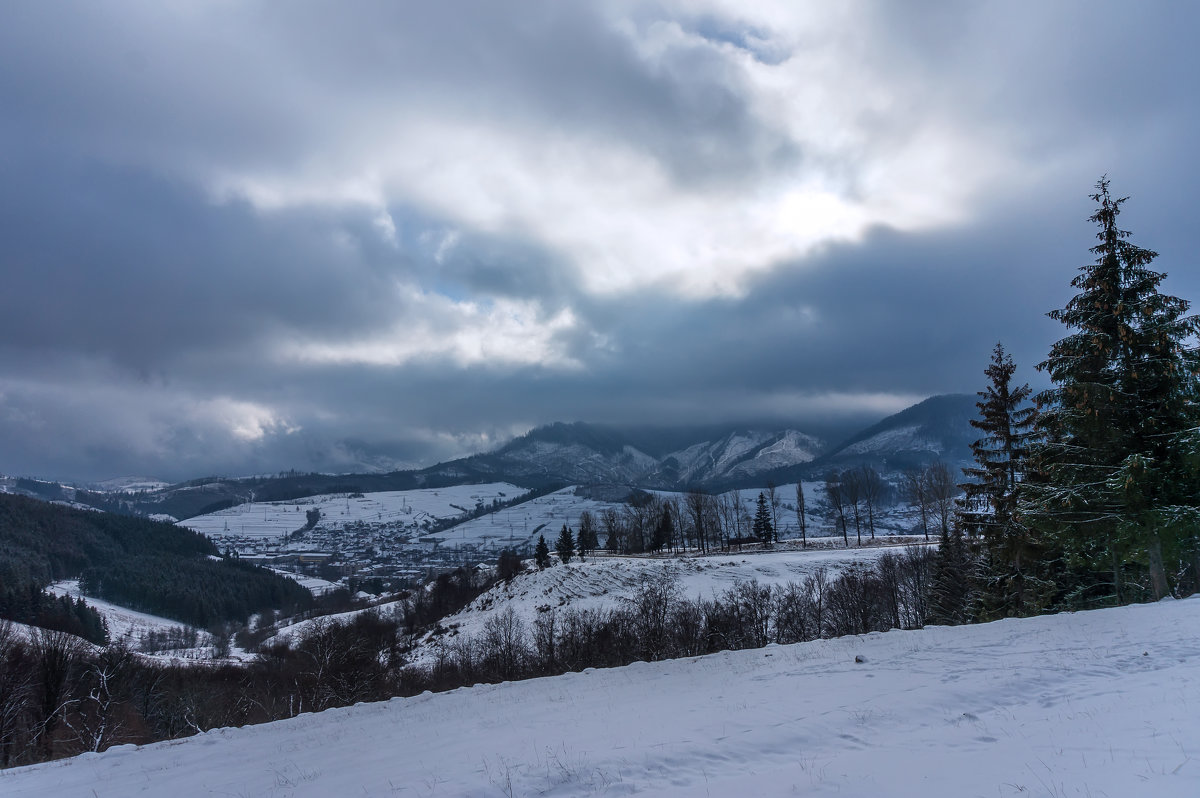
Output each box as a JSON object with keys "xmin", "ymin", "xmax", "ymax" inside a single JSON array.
[
  {"xmin": 663, "ymin": 429, "xmax": 823, "ymax": 484},
  {"xmin": 5, "ymin": 598, "xmax": 1198, "ymax": 797},
  {"xmin": 410, "ymin": 546, "xmax": 900, "ymax": 665},
  {"xmin": 183, "ymin": 482, "xmax": 524, "ymax": 539},
  {"xmin": 428, "ymin": 485, "xmax": 655, "ymax": 551},
  {"xmin": 46, "ymin": 580, "xmax": 214, "ymax": 656}
]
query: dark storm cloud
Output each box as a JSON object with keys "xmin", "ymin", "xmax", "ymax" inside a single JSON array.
[{"xmin": 1, "ymin": 1, "xmax": 1198, "ymax": 482}]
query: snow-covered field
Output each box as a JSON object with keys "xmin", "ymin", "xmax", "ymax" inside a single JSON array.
[
  {"xmin": 410, "ymin": 545, "xmax": 904, "ymax": 665},
  {"xmin": 260, "ymin": 544, "xmax": 909, "ymax": 654},
  {"xmin": 182, "ymin": 482, "xmax": 526, "ymax": 540},
  {"xmin": 46, "ymin": 580, "xmax": 213, "ymax": 656},
  {"xmin": 6, "ymin": 597, "xmax": 1197, "ymax": 797},
  {"xmin": 428, "ymin": 486, "xmax": 651, "ymax": 550},
  {"xmin": 268, "ymin": 568, "xmax": 341, "ymax": 596}
]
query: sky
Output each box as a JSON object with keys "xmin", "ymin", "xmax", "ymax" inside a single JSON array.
[{"xmin": 2, "ymin": 1, "xmax": 1198, "ymax": 482}]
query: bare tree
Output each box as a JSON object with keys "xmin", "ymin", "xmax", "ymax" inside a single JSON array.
[
  {"xmin": 685, "ymin": 490, "xmax": 713, "ymax": 554},
  {"xmin": 902, "ymin": 469, "xmax": 932, "ymax": 541},
  {"xmin": 76, "ymin": 642, "xmax": 135, "ymax": 753},
  {"xmin": 842, "ymin": 468, "xmax": 864, "ymax": 545},
  {"xmin": 0, "ymin": 621, "xmax": 32, "ymax": 767},
  {"xmin": 766, "ymin": 481, "xmax": 781, "ymax": 542},
  {"xmin": 858, "ymin": 465, "xmax": 884, "ymax": 540},
  {"xmin": 926, "ymin": 461, "xmax": 958, "ymax": 537},
  {"xmin": 480, "ymin": 607, "xmax": 528, "ymax": 681},
  {"xmin": 824, "ymin": 472, "xmax": 850, "ymax": 546},
  {"xmin": 729, "ymin": 489, "xmax": 746, "ymax": 540},
  {"xmin": 795, "ymin": 482, "xmax": 808, "ymax": 547},
  {"xmin": 601, "ymin": 508, "xmax": 622, "ymax": 553},
  {"xmin": 30, "ymin": 628, "xmax": 83, "ymax": 759}
]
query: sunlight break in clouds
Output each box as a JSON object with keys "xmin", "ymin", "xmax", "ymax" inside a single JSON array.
[
  {"xmin": 277, "ymin": 290, "xmax": 580, "ymax": 370},
  {"xmin": 211, "ymin": 3, "xmax": 1012, "ymax": 301}
]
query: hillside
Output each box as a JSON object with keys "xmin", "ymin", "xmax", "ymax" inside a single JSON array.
[
  {"xmin": 816, "ymin": 393, "xmax": 977, "ymax": 471},
  {"xmin": 0, "ymin": 493, "xmax": 311, "ymax": 630},
  {"xmin": 5, "ymin": 596, "xmax": 1197, "ymax": 796},
  {"xmin": 404, "ymin": 544, "xmax": 911, "ymax": 666}
]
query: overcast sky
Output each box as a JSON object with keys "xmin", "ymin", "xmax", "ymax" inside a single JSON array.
[{"xmin": 2, "ymin": 1, "xmax": 1198, "ymax": 482}]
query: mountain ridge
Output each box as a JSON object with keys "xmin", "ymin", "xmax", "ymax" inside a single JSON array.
[{"xmin": 2, "ymin": 393, "xmax": 981, "ymax": 518}]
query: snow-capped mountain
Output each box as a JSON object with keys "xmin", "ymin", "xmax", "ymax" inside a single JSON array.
[
  {"xmin": 44, "ymin": 394, "xmax": 981, "ymax": 518},
  {"xmin": 815, "ymin": 393, "xmax": 977, "ymax": 472}
]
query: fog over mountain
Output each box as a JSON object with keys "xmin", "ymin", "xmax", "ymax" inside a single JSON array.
[{"xmin": 2, "ymin": 2, "xmax": 1199, "ymax": 481}]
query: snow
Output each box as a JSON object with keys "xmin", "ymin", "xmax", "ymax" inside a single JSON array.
[
  {"xmin": 409, "ymin": 546, "xmax": 901, "ymax": 665},
  {"xmin": 427, "ymin": 486, "xmax": 633, "ymax": 551},
  {"xmin": 89, "ymin": 477, "xmax": 171, "ymax": 493},
  {"xmin": 45, "ymin": 580, "xmax": 212, "ymax": 657},
  {"xmin": 842, "ymin": 424, "xmax": 941, "ymax": 456},
  {"xmin": 5, "ymin": 597, "xmax": 1197, "ymax": 797},
  {"xmin": 182, "ymin": 482, "xmax": 525, "ymax": 540},
  {"xmin": 268, "ymin": 569, "xmax": 341, "ymax": 596}
]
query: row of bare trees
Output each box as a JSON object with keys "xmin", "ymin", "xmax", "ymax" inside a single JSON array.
[
  {"xmin": 586, "ymin": 473, "xmax": 908, "ymax": 556},
  {"xmin": 425, "ymin": 547, "xmax": 936, "ymax": 686}
]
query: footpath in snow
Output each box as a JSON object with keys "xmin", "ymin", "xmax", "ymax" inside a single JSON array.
[{"xmin": 3, "ymin": 597, "xmax": 1198, "ymax": 797}]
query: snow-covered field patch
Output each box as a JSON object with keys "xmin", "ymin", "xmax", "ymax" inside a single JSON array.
[
  {"xmin": 6, "ymin": 597, "xmax": 1198, "ymax": 797},
  {"xmin": 183, "ymin": 482, "xmax": 525, "ymax": 540},
  {"xmin": 410, "ymin": 544, "xmax": 914, "ymax": 665},
  {"xmin": 46, "ymin": 580, "xmax": 213, "ymax": 657}
]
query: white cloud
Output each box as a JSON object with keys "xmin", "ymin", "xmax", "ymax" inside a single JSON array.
[
  {"xmin": 203, "ymin": 2, "xmax": 1029, "ymax": 300},
  {"xmin": 276, "ymin": 288, "xmax": 579, "ymax": 369}
]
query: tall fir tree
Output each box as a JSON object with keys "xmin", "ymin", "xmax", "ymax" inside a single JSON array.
[
  {"xmin": 959, "ymin": 343, "xmax": 1044, "ymax": 616},
  {"xmin": 555, "ymin": 525, "xmax": 575, "ymax": 565},
  {"xmin": 1029, "ymin": 178, "xmax": 1200, "ymax": 602},
  {"xmin": 926, "ymin": 522, "xmax": 974, "ymax": 626},
  {"xmin": 752, "ymin": 492, "xmax": 774, "ymax": 543},
  {"xmin": 534, "ymin": 534, "xmax": 552, "ymax": 569}
]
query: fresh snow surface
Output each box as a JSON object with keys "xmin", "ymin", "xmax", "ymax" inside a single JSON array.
[
  {"xmin": 6, "ymin": 598, "xmax": 1198, "ymax": 797},
  {"xmin": 183, "ymin": 482, "xmax": 525, "ymax": 540},
  {"xmin": 269, "ymin": 569, "xmax": 341, "ymax": 596},
  {"xmin": 428, "ymin": 486, "xmax": 645, "ymax": 551},
  {"xmin": 410, "ymin": 547, "xmax": 898, "ymax": 666}
]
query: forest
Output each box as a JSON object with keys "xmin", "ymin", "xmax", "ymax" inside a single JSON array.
[{"xmin": 0, "ymin": 493, "xmax": 313, "ymax": 634}]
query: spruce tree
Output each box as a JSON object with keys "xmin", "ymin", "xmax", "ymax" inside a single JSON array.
[
  {"xmin": 752, "ymin": 492, "xmax": 774, "ymax": 543},
  {"xmin": 1030, "ymin": 178, "xmax": 1200, "ymax": 602},
  {"xmin": 959, "ymin": 343, "xmax": 1042, "ymax": 615},
  {"xmin": 534, "ymin": 535, "xmax": 552, "ymax": 569},
  {"xmin": 651, "ymin": 504, "xmax": 672, "ymax": 552},
  {"xmin": 927, "ymin": 523, "xmax": 974, "ymax": 625},
  {"xmin": 555, "ymin": 525, "xmax": 575, "ymax": 564}
]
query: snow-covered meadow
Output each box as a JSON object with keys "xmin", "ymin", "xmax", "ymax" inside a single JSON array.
[
  {"xmin": 407, "ymin": 545, "xmax": 907, "ymax": 665},
  {"xmin": 182, "ymin": 482, "xmax": 527, "ymax": 540},
  {"xmin": 46, "ymin": 580, "xmax": 214, "ymax": 658},
  {"xmin": 5, "ymin": 597, "xmax": 1197, "ymax": 797}
]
